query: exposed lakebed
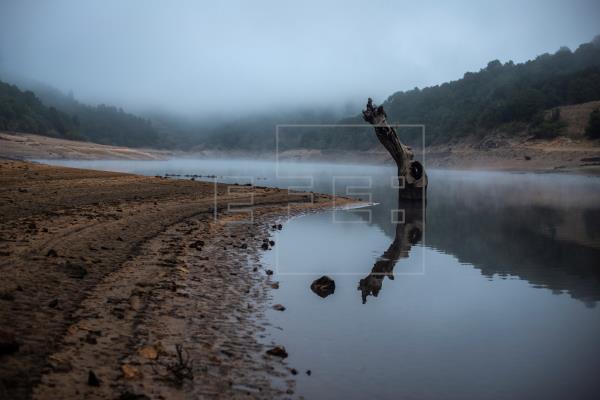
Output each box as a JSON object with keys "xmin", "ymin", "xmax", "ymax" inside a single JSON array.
[{"xmin": 42, "ymin": 158, "xmax": 600, "ymax": 399}]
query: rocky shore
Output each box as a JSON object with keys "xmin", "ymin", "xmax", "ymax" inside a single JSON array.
[{"xmin": 0, "ymin": 160, "xmax": 354, "ymax": 399}]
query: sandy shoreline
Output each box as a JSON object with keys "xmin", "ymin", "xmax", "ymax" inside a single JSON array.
[
  {"xmin": 424, "ymin": 135, "xmax": 600, "ymax": 174},
  {"xmin": 0, "ymin": 159, "xmax": 355, "ymax": 399},
  {"xmin": 2, "ymin": 131, "xmax": 600, "ymax": 174},
  {"xmin": 0, "ymin": 132, "xmax": 172, "ymax": 161}
]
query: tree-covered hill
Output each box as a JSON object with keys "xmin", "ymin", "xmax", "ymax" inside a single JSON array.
[
  {"xmin": 0, "ymin": 80, "xmax": 81, "ymax": 139},
  {"xmin": 199, "ymin": 36, "xmax": 600, "ymax": 151},
  {"xmin": 2, "ymin": 36, "xmax": 599, "ymax": 151},
  {"xmin": 0, "ymin": 78, "xmax": 162, "ymax": 148},
  {"xmin": 381, "ymin": 36, "xmax": 600, "ymax": 144},
  {"xmin": 23, "ymin": 83, "xmax": 162, "ymax": 148}
]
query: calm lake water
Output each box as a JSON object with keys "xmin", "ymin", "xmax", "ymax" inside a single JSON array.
[{"xmin": 40, "ymin": 159, "xmax": 600, "ymax": 399}]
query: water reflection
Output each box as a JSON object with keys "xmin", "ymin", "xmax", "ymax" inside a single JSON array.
[
  {"xmin": 425, "ymin": 174, "xmax": 600, "ymax": 306},
  {"xmin": 349, "ymin": 171, "xmax": 600, "ymax": 306},
  {"xmin": 358, "ymin": 199, "xmax": 424, "ymax": 303}
]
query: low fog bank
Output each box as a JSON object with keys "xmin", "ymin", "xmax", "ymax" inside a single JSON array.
[
  {"xmin": 4, "ymin": 32, "xmax": 600, "ymax": 154},
  {"xmin": 1, "ymin": 0, "xmax": 599, "ymax": 116},
  {"xmin": 1, "ymin": 1, "xmax": 599, "ymax": 153}
]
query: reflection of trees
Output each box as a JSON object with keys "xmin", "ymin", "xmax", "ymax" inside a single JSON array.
[
  {"xmin": 425, "ymin": 201, "xmax": 600, "ymax": 306},
  {"xmin": 358, "ymin": 200, "xmax": 424, "ymax": 303},
  {"xmin": 584, "ymin": 209, "xmax": 600, "ymax": 239},
  {"xmin": 352, "ymin": 173, "xmax": 600, "ymax": 306}
]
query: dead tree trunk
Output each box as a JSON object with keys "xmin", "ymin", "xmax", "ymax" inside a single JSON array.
[{"xmin": 362, "ymin": 98, "xmax": 427, "ymax": 200}]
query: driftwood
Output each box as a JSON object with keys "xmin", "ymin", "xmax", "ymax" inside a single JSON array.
[{"xmin": 362, "ymin": 98, "xmax": 427, "ymax": 200}]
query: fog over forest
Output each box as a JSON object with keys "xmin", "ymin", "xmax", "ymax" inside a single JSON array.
[{"xmin": 1, "ymin": 0, "xmax": 599, "ymax": 117}]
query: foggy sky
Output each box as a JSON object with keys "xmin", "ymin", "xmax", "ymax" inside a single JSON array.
[{"xmin": 0, "ymin": 0, "xmax": 599, "ymax": 116}]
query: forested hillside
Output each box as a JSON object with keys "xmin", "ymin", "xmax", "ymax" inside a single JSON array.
[
  {"xmin": 26, "ymin": 83, "xmax": 162, "ymax": 148},
  {"xmin": 381, "ymin": 36, "xmax": 600, "ymax": 144},
  {"xmin": 0, "ymin": 78, "xmax": 162, "ymax": 148},
  {"xmin": 0, "ymin": 81, "xmax": 81, "ymax": 139},
  {"xmin": 284, "ymin": 37, "xmax": 600, "ymax": 150},
  {"xmin": 204, "ymin": 36, "xmax": 600, "ymax": 150},
  {"xmin": 2, "ymin": 36, "xmax": 599, "ymax": 151}
]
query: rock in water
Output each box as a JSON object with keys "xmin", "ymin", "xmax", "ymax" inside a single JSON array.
[
  {"xmin": 272, "ymin": 304, "xmax": 286, "ymax": 311},
  {"xmin": 310, "ymin": 276, "xmax": 335, "ymax": 298},
  {"xmin": 266, "ymin": 346, "xmax": 288, "ymax": 358}
]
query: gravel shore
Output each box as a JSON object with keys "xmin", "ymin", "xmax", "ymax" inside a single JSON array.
[{"xmin": 0, "ymin": 159, "xmax": 354, "ymax": 399}]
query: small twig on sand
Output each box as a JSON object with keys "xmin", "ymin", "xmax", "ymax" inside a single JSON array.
[
  {"xmin": 168, "ymin": 344, "xmax": 194, "ymax": 383},
  {"xmin": 151, "ymin": 344, "xmax": 194, "ymax": 386}
]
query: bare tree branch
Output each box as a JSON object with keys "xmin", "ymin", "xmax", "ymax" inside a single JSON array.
[{"xmin": 363, "ymin": 98, "xmax": 428, "ymax": 200}]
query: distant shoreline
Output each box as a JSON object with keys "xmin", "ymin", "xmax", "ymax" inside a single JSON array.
[{"xmin": 2, "ymin": 130, "xmax": 599, "ymax": 174}]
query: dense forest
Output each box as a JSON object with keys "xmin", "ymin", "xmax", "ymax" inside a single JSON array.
[
  {"xmin": 0, "ymin": 78, "xmax": 162, "ymax": 148},
  {"xmin": 0, "ymin": 80, "xmax": 81, "ymax": 139},
  {"xmin": 273, "ymin": 36, "xmax": 600, "ymax": 149},
  {"xmin": 380, "ymin": 36, "xmax": 600, "ymax": 144},
  {"xmin": 27, "ymin": 83, "xmax": 162, "ymax": 148}
]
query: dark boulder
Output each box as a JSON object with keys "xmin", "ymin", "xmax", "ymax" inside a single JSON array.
[{"xmin": 310, "ymin": 276, "xmax": 335, "ymax": 298}]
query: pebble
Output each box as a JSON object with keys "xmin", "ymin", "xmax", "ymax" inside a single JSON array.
[
  {"xmin": 88, "ymin": 370, "xmax": 101, "ymax": 386},
  {"xmin": 266, "ymin": 346, "xmax": 288, "ymax": 358}
]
